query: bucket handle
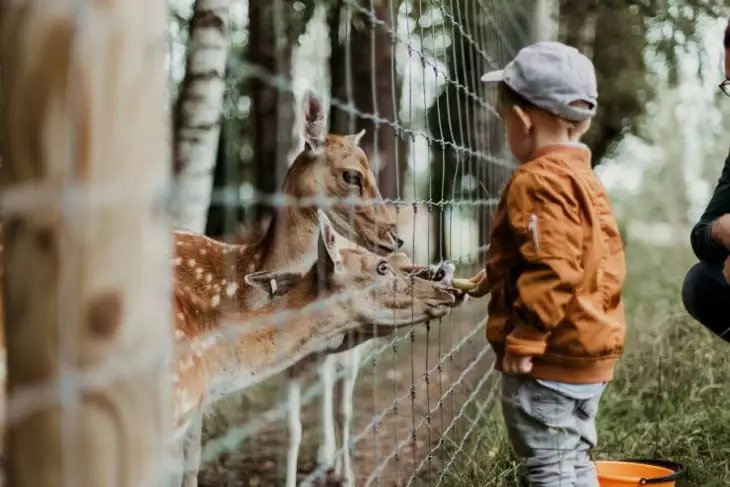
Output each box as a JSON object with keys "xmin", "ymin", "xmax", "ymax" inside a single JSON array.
[{"xmin": 620, "ymin": 458, "xmax": 686, "ymax": 485}]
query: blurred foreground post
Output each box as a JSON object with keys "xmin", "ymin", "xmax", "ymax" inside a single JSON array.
[{"xmin": 0, "ymin": 1, "xmax": 172, "ymax": 486}]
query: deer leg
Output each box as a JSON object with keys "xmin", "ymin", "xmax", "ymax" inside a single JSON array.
[
  {"xmin": 316, "ymin": 356, "xmax": 337, "ymax": 472},
  {"xmin": 181, "ymin": 412, "xmax": 203, "ymax": 487},
  {"xmin": 167, "ymin": 437, "xmax": 185, "ymax": 487},
  {"xmin": 286, "ymin": 379, "xmax": 303, "ymax": 487},
  {"xmin": 335, "ymin": 348, "xmax": 361, "ymax": 487}
]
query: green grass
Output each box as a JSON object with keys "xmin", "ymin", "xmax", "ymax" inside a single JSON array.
[{"xmin": 438, "ymin": 243, "xmax": 730, "ymax": 486}]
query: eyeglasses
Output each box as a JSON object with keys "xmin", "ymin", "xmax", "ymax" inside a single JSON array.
[{"xmin": 720, "ymin": 79, "xmax": 730, "ymax": 97}]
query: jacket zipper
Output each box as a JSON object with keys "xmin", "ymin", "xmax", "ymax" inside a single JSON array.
[{"xmin": 528, "ymin": 213, "xmax": 540, "ymax": 253}]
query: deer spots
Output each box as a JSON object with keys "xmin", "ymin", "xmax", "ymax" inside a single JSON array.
[
  {"xmin": 87, "ymin": 291, "xmax": 122, "ymax": 339},
  {"xmin": 225, "ymin": 281, "xmax": 239, "ymax": 297},
  {"xmin": 211, "ymin": 295, "xmax": 220, "ymax": 307},
  {"xmin": 198, "ymin": 248, "xmax": 207, "ymax": 256},
  {"xmin": 187, "ymin": 258, "xmax": 196, "ymax": 267},
  {"xmin": 205, "ymin": 273, "xmax": 213, "ymax": 284},
  {"xmin": 174, "ymin": 257, "xmax": 182, "ymax": 266},
  {"xmin": 195, "ymin": 268, "xmax": 204, "ymax": 280}
]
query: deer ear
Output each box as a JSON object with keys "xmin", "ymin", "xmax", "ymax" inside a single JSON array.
[
  {"xmin": 303, "ymin": 91, "xmax": 326, "ymax": 151},
  {"xmin": 344, "ymin": 129, "xmax": 366, "ymax": 146},
  {"xmin": 244, "ymin": 271, "xmax": 302, "ymax": 298},
  {"xmin": 316, "ymin": 209, "xmax": 342, "ymax": 276}
]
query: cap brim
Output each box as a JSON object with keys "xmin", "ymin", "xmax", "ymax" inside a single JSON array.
[{"xmin": 480, "ymin": 70, "xmax": 504, "ymax": 83}]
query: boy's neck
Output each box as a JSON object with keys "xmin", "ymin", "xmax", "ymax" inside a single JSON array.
[
  {"xmin": 526, "ymin": 129, "xmax": 587, "ymax": 161},
  {"xmin": 533, "ymin": 130, "xmax": 584, "ymax": 150}
]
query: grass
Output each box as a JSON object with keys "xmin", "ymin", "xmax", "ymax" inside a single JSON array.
[{"xmin": 437, "ymin": 242, "xmax": 730, "ymax": 486}]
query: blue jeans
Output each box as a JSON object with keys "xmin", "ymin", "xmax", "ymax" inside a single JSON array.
[
  {"xmin": 500, "ymin": 374, "xmax": 602, "ymax": 487},
  {"xmin": 681, "ymin": 261, "xmax": 730, "ymax": 343}
]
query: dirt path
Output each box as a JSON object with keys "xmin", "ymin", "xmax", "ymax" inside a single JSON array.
[{"xmin": 198, "ymin": 302, "xmax": 495, "ymax": 487}]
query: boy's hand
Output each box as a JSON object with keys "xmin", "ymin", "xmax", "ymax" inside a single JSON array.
[
  {"xmin": 467, "ymin": 269, "xmax": 490, "ymax": 298},
  {"xmin": 502, "ymin": 354, "xmax": 533, "ymax": 374}
]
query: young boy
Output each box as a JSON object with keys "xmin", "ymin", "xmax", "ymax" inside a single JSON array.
[{"xmin": 468, "ymin": 41, "xmax": 627, "ymax": 486}]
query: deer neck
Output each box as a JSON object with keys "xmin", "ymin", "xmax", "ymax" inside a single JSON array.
[
  {"xmin": 172, "ymin": 205, "xmax": 322, "ymax": 314},
  {"xmin": 257, "ymin": 206, "xmax": 319, "ymax": 273},
  {"xmin": 192, "ymin": 286, "xmax": 354, "ymax": 403}
]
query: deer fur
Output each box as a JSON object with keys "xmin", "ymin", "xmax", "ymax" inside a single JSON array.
[
  {"xmin": 167, "ymin": 93, "xmax": 413, "ymax": 486},
  {"xmin": 286, "ymin": 259, "xmax": 460, "ymax": 487},
  {"xmin": 167, "ymin": 212, "xmax": 456, "ymax": 486},
  {"xmin": 171, "ymin": 92, "xmax": 403, "ymax": 314}
]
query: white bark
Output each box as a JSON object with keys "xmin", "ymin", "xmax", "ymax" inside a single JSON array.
[
  {"xmin": 530, "ymin": 0, "xmax": 560, "ymax": 43},
  {"xmin": 170, "ymin": 0, "xmax": 231, "ymax": 233}
]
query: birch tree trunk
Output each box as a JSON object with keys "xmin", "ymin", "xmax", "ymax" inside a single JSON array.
[
  {"xmin": 0, "ymin": 0, "xmax": 172, "ymax": 486},
  {"xmin": 530, "ymin": 0, "xmax": 560, "ymax": 43},
  {"xmin": 170, "ymin": 0, "xmax": 231, "ymax": 233}
]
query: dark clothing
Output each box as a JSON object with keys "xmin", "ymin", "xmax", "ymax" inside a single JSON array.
[
  {"xmin": 690, "ymin": 152, "xmax": 730, "ymax": 262},
  {"xmin": 684, "ymin": 151, "xmax": 730, "ymax": 343},
  {"xmin": 681, "ymin": 261, "xmax": 730, "ymax": 342}
]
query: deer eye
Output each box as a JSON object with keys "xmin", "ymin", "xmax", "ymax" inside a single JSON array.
[
  {"xmin": 376, "ymin": 261, "xmax": 390, "ymax": 275},
  {"xmin": 342, "ymin": 170, "xmax": 362, "ymax": 187}
]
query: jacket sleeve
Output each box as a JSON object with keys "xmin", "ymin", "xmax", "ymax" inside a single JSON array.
[
  {"xmin": 503, "ymin": 171, "xmax": 584, "ymax": 357},
  {"xmin": 690, "ymin": 151, "xmax": 730, "ymax": 262}
]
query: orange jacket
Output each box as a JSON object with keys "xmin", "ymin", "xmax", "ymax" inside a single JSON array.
[{"xmin": 486, "ymin": 144, "xmax": 626, "ymax": 384}]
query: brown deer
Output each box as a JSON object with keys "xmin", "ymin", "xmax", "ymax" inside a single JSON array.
[
  {"xmin": 167, "ymin": 212, "xmax": 456, "ymax": 487},
  {"xmin": 171, "ymin": 92, "xmax": 403, "ymax": 313}
]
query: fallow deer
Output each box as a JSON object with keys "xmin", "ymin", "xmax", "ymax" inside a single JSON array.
[
  {"xmin": 167, "ymin": 212, "xmax": 456, "ymax": 487},
  {"xmin": 168, "ymin": 92, "xmax": 414, "ymax": 486},
  {"xmin": 285, "ymin": 253, "xmax": 462, "ymax": 487},
  {"xmin": 171, "ymin": 92, "xmax": 403, "ymax": 314}
]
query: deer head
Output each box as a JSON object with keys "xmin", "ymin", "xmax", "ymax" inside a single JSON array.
[
  {"xmin": 283, "ymin": 92, "xmax": 402, "ymax": 256},
  {"xmin": 246, "ymin": 211, "xmax": 454, "ymax": 328}
]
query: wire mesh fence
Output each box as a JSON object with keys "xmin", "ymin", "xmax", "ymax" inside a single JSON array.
[
  {"xmin": 164, "ymin": 1, "xmax": 530, "ymax": 485},
  {"xmin": 0, "ymin": 0, "xmax": 533, "ymax": 486}
]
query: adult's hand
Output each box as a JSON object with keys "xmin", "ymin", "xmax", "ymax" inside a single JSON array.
[{"xmin": 710, "ymin": 214, "xmax": 730, "ymax": 249}]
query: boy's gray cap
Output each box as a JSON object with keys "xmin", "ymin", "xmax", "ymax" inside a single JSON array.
[{"xmin": 481, "ymin": 41, "xmax": 597, "ymax": 122}]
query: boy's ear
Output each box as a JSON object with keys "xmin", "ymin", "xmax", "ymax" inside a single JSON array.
[
  {"xmin": 245, "ymin": 271, "xmax": 302, "ymax": 298},
  {"xmin": 511, "ymin": 105, "xmax": 532, "ymax": 133}
]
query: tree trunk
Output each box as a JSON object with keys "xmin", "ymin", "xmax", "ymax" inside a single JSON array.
[
  {"xmin": 249, "ymin": 0, "xmax": 299, "ymax": 223},
  {"xmin": 328, "ymin": 0, "xmax": 407, "ymax": 201},
  {"xmin": 170, "ymin": 0, "xmax": 231, "ymax": 233},
  {"xmin": 530, "ymin": 0, "xmax": 560, "ymax": 42},
  {"xmin": 0, "ymin": 0, "xmax": 171, "ymax": 485}
]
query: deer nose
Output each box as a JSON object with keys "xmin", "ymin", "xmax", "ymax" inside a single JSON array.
[{"xmin": 394, "ymin": 236, "xmax": 404, "ymax": 249}]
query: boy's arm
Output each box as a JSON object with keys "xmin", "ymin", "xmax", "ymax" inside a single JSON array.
[
  {"xmin": 503, "ymin": 171, "xmax": 584, "ymax": 357},
  {"xmin": 690, "ymin": 151, "xmax": 730, "ymax": 262}
]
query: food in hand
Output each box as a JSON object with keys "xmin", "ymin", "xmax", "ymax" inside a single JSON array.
[{"xmin": 450, "ymin": 278, "xmax": 477, "ymax": 292}]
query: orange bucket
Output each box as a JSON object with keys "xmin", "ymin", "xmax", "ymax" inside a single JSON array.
[{"xmin": 595, "ymin": 459, "xmax": 685, "ymax": 486}]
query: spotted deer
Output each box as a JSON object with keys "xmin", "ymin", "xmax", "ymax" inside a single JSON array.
[
  {"xmin": 168, "ymin": 212, "xmax": 456, "ymax": 487},
  {"xmin": 287, "ymin": 257, "xmax": 460, "ymax": 487},
  {"xmin": 168, "ymin": 93, "xmax": 417, "ymax": 486},
  {"xmin": 171, "ymin": 91, "xmax": 403, "ymax": 314}
]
